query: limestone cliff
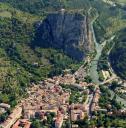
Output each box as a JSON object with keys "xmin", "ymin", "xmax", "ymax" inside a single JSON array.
[{"xmin": 34, "ymin": 12, "xmax": 93, "ymax": 61}]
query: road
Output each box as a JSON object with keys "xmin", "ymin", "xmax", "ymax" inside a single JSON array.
[
  {"xmin": 101, "ymin": 75, "xmax": 117, "ymax": 85},
  {"xmin": 74, "ymin": 63, "xmax": 87, "ymax": 80},
  {"xmin": 85, "ymin": 93, "xmax": 94, "ymax": 119}
]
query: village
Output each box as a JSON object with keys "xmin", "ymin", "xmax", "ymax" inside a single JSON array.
[
  {"xmin": 0, "ymin": 68, "xmax": 125, "ymax": 128},
  {"xmin": 0, "ymin": 51, "xmax": 126, "ymax": 128},
  {"xmin": 0, "ymin": 73, "xmax": 102, "ymax": 128},
  {"xmin": 0, "ymin": 53, "xmax": 126, "ymax": 128},
  {"xmin": 0, "ymin": 71, "xmax": 126, "ymax": 128}
]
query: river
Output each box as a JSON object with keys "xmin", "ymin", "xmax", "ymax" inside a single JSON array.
[
  {"xmin": 89, "ymin": 22, "xmax": 126, "ymax": 107},
  {"xmin": 89, "ymin": 22, "xmax": 106, "ymax": 84},
  {"xmin": 89, "ymin": 21, "xmax": 115, "ymax": 85}
]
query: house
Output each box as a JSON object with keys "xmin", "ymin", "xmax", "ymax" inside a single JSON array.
[
  {"xmin": 101, "ymin": 70, "xmax": 110, "ymax": 80},
  {"xmin": 0, "ymin": 103, "xmax": 10, "ymax": 110},
  {"xmin": 12, "ymin": 119, "xmax": 31, "ymax": 128},
  {"xmin": 71, "ymin": 110, "xmax": 85, "ymax": 121},
  {"xmin": 55, "ymin": 111, "xmax": 64, "ymax": 128},
  {"xmin": 0, "ymin": 106, "xmax": 22, "ymax": 128}
]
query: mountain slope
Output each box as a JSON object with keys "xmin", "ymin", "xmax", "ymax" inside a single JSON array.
[
  {"xmin": 109, "ymin": 29, "xmax": 126, "ymax": 79},
  {"xmin": 1, "ymin": 0, "xmax": 126, "ymax": 44},
  {"xmin": 0, "ymin": 0, "xmax": 90, "ymax": 15}
]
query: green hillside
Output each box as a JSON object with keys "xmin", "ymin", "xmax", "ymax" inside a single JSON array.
[
  {"xmin": 1, "ymin": 0, "xmax": 126, "ymax": 43},
  {"xmin": 0, "ymin": 0, "xmax": 126, "ymax": 42},
  {"xmin": 110, "ymin": 29, "xmax": 126, "ymax": 79},
  {"xmin": 0, "ymin": 0, "xmax": 90, "ymax": 15}
]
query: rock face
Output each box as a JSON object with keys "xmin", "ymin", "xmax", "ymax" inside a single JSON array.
[{"xmin": 34, "ymin": 12, "xmax": 93, "ymax": 61}]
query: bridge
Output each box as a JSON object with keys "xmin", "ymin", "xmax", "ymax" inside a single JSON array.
[{"xmin": 91, "ymin": 59, "xmax": 108, "ymax": 62}]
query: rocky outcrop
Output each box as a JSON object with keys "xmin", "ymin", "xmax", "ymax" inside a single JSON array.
[{"xmin": 34, "ymin": 12, "xmax": 93, "ymax": 61}]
